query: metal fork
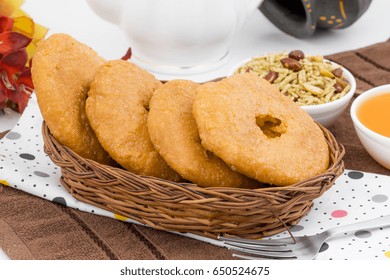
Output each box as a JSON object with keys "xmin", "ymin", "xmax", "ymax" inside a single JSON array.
[{"xmin": 219, "ymin": 214, "xmax": 390, "ymax": 260}]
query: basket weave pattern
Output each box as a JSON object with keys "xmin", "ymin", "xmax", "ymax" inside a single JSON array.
[{"xmin": 42, "ymin": 122, "xmax": 345, "ymax": 239}]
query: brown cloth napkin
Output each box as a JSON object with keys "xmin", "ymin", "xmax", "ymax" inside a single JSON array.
[{"xmin": 1, "ymin": 39, "xmax": 390, "ymax": 260}]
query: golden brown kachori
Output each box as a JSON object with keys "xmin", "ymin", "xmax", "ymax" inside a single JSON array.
[
  {"xmin": 192, "ymin": 73, "xmax": 329, "ymax": 186},
  {"xmin": 148, "ymin": 80, "xmax": 259, "ymax": 188},
  {"xmin": 31, "ymin": 33, "xmax": 113, "ymax": 164},
  {"xmin": 85, "ymin": 60, "xmax": 181, "ymax": 181}
]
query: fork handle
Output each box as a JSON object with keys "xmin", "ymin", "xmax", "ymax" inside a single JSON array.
[{"xmin": 326, "ymin": 214, "xmax": 390, "ymax": 237}]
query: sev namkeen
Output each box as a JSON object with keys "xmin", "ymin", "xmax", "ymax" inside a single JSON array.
[{"xmin": 235, "ymin": 50, "xmax": 351, "ymax": 106}]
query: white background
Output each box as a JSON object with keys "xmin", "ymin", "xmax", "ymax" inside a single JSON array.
[{"xmin": 22, "ymin": 0, "xmax": 390, "ymax": 83}]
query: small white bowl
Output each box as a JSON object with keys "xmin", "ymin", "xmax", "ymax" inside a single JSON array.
[
  {"xmin": 228, "ymin": 58, "xmax": 356, "ymax": 127},
  {"xmin": 350, "ymin": 84, "xmax": 390, "ymax": 170}
]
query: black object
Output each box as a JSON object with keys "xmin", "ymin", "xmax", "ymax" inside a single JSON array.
[{"xmin": 259, "ymin": 0, "xmax": 372, "ymax": 38}]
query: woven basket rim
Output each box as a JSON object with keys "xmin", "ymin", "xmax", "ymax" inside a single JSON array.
[{"xmin": 42, "ymin": 121, "xmax": 345, "ymax": 239}]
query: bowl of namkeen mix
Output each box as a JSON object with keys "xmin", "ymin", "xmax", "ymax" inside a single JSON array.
[
  {"xmin": 32, "ymin": 34, "xmax": 345, "ymax": 238},
  {"xmin": 231, "ymin": 50, "xmax": 356, "ymax": 127}
]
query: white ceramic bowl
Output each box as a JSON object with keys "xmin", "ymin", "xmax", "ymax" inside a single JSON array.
[
  {"xmin": 350, "ymin": 84, "xmax": 390, "ymax": 170},
  {"xmin": 228, "ymin": 58, "xmax": 356, "ymax": 127}
]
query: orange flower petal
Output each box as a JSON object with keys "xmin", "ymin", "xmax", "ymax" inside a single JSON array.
[
  {"xmin": 12, "ymin": 16, "xmax": 34, "ymax": 38},
  {"xmin": 8, "ymin": 84, "xmax": 30, "ymax": 113},
  {"xmin": 0, "ymin": 0, "xmax": 24, "ymax": 17},
  {"xmin": 25, "ymin": 41, "xmax": 37, "ymax": 62},
  {"xmin": 0, "ymin": 31, "xmax": 31, "ymax": 54},
  {"xmin": 0, "ymin": 16, "xmax": 14, "ymax": 33},
  {"xmin": 18, "ymin": 68, "xmax": 33, "ymax": 88},
  {"xmin": 1, "ymin": 48, "xmax": 28, "ymax": 74},
  {"xmin": 32, "ymin": 23, "xmax": 48, "ymax": 40}
]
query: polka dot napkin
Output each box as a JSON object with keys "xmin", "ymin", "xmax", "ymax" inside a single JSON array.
[{"xmin": 1, "ymin": 94, "xmax": 390, "ymax": 260}]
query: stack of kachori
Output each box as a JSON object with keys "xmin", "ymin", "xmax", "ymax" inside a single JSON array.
[{"xmin": 32, "ymin": 34, "xmax": 330, "ymax": 188}]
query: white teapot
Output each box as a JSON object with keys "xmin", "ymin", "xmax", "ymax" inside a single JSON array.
[{"xmin": 86, "ymin": 0, "xmax": 262, "ymax": 74}]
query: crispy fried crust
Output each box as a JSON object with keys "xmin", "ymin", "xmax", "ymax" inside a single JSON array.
[
  {"xmin": 147, "ymin": 80, "xmax": 259, "ymax": 188},
  {"xmin": 192, "ymin": 73, "xmax": 330, "ymax": 186},
  {"xmin": 31, "ymin": 33, "xmax": 113, "ymax": 164},
  {"xmin": 85, "ymin": 60, "xmax": 181, "ymax": 181}
]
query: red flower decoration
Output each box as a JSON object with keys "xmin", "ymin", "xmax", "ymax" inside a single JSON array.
[
  {"xmin": 0, "ymin": 13, "xmax": 43, "ymax": 113},
  {"xmin": 121, "ymin": 47, "xmax": 132, "ymax": 61},
  {"xmin": 0, "ymin": 16, "xmax": 13, "ymax": 32}
]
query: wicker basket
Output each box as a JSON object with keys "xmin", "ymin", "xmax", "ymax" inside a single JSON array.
[{"xmin": 42, "ymin": 121, "xmax": 345, "ymax": 239}]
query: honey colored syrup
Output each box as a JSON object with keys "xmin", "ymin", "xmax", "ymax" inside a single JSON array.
[{"xmin": 357, "ymin": 94, "xmax": 390, "ymax": 138}]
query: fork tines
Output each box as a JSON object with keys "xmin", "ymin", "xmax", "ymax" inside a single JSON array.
[{"xmin": 218, "ymin": 236, "xmax": 297, "ymax": 260}]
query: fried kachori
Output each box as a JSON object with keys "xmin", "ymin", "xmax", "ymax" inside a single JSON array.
[
  {"xmin": 31, "ymin": 33, "xmax": 113, "ymax": 164},
  {"xmin": 192, "ymin": 73, "xmax": 329, "ymax": 186},
  {"xmin": 85, "ymin": 60, "xmax": 181, "ymax": 181},
  {"xmin": 148, "ymin": 80, "xmax": 259, "ymax": 188}
]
